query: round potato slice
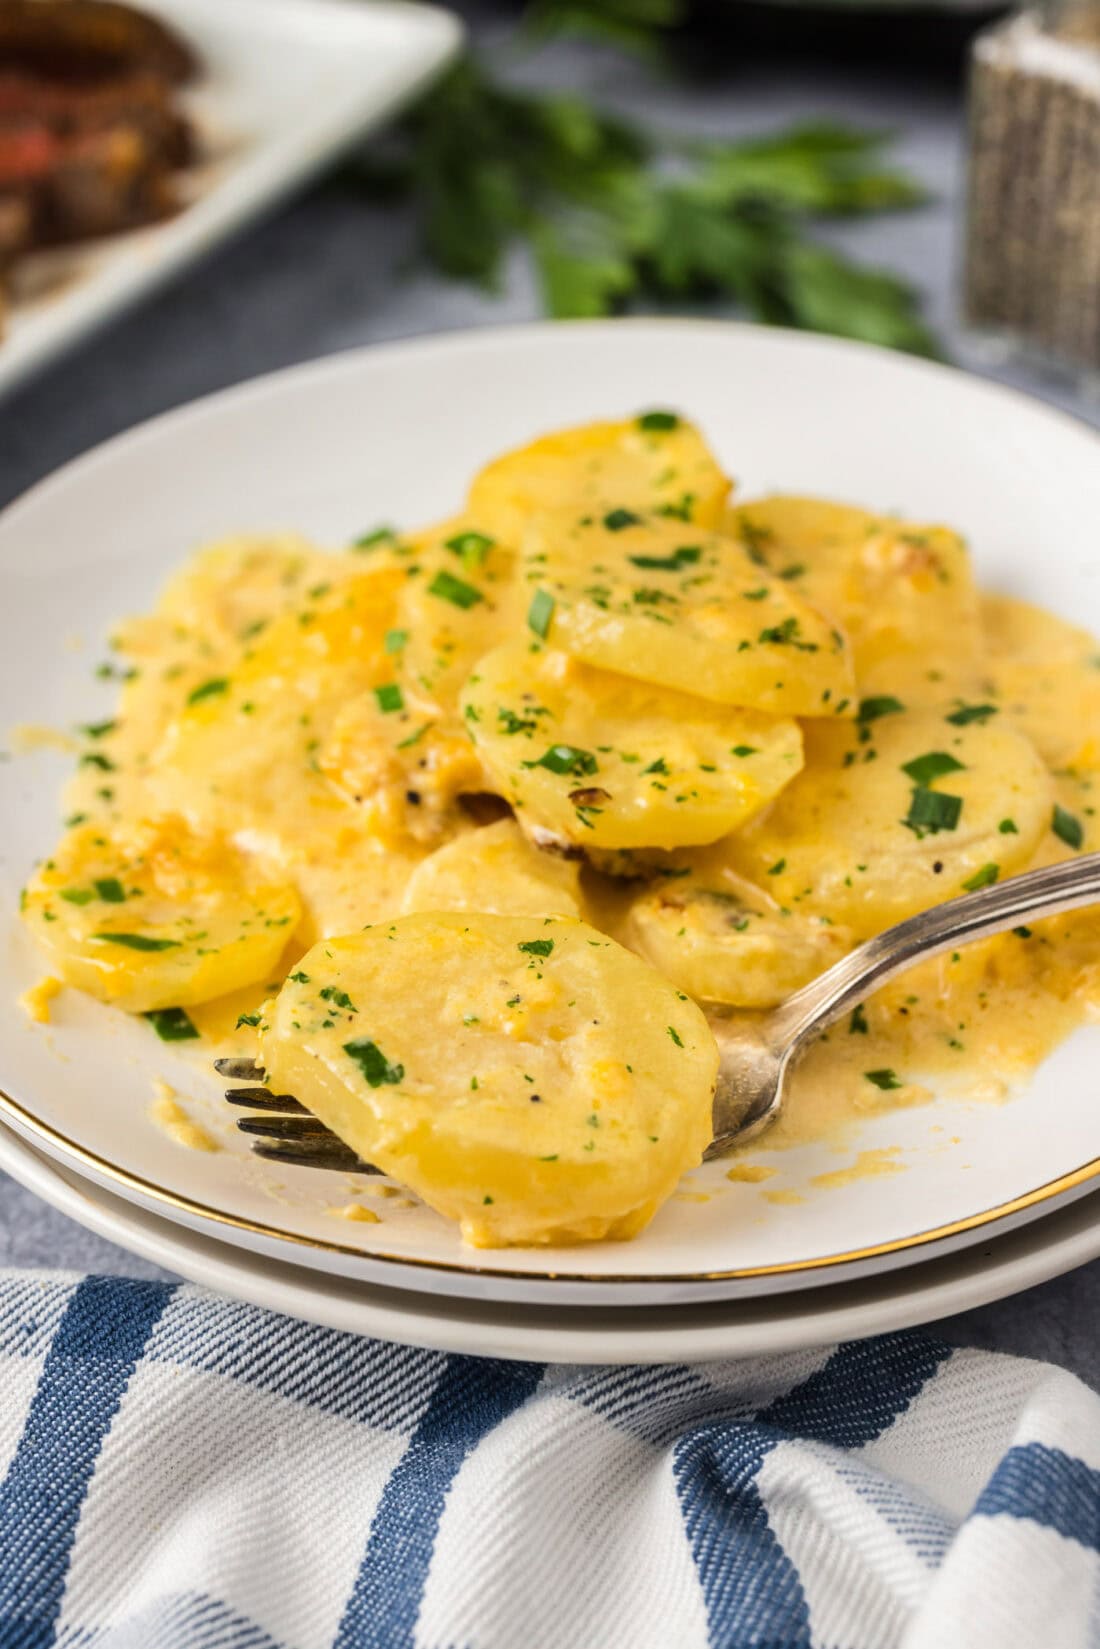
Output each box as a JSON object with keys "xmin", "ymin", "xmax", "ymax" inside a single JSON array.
[
  {"xmin": 724, "ymin": 497, "xmax": 983, "ymax": 706},
  {"xmin": 395, "ymin": 519, "xmax": 525, "ymax": 714},
  {"xmin": 262, "ymin": 913, "xmax": 718, "ymax": 1247},
  {"xmin": 467, "ymin": 412, "xmax": 731, "ymax": 546},
  {"xmin": 523, "ymin": 509, "xmax": 854, "ymax": 716},
  {"xmin": 724, "ymin": 706, "xmax": 1052, "ymax": 938},
  {"xmin": 628, "ymin": 874, "xmax": 852, "ymax": 1008},
  {"xmin": 22, "ymin": 818, "xmax": 300, "ymax": 1012},
  {"xmin": 461, "ymin": 640, "xmax": 804, "ymax": 852},
  {"xmin": 402, "ymin": 819, "xmax": 583, "ymax": 918}
]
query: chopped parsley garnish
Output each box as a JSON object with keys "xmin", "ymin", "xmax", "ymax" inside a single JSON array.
[
  {"xmin": 778, "ymin": 564, "xmax": 806, "ymax": 581},
  {"xmin": 627, "ymin": 545, "xmax": 701, "ymax": 572},
  {"xmin": 81, "ymin": 719, "xmax": 116, "ymax": 739},
  {"xmin": 445, "ymin": 530, "xmax": 495, "ymax": 569},
  {"xmin": 93, "ymin": 877, "xmax": 126, "ymax": 903},
  {"xmin": 289, "ymin": 970, "xmax": 310, "ymax": 983},
  {"xmin": 731, "ymin": 745, "xmax": 758, "ymax": 758},
  {"xmin": 92, "ymin": 933, "xmax": 180, "ymax": 951},
  {"xmin": 667, "ymin": 1025, "xmax": 684, "ymax": 1047},
  {"xmin": 527, "ymin": 588, "xmax": 555, "ymax": 638},
  {"xmin": 902, "ymin": 788, "xmax": 963, "ymax": 836},
  {"xmin": 999, "ymin": 818, "xmax": 1018, "ymax": 834},
  {"xmin": 1053, "ymin": 805, "xmax": 1084, "ymax": 850},
  {"xmin": 320, "ymin": 985, "xmax": 358, "ymax": 1011},
  {"xmin": 352, "ymin": 525, "xmax": 398, "ymax": 550},
  {"xmin": 384, "ymin": 629, "xmax": 408, "ymax": 654},
  {"xmin": 236, "ymin": 1011, "xmax": 262, "ymax": 1028},
  {"xmin": 767, "ymin": 858, "xmax": 786, "ymax": 875},
  {"xmin": 643, "ymin": 757, "xmax": 669, "ymax": 776},
  {"xmin": 80, "ymin": 752, "xmax": 114, "ymax": 771},
  {"xmin": 742, "ymin": 587, "xmax": 769, "ymax": 601},
  {"xmin": 604, "ymin": 507, "xmax": 641, "ymax": 531},
  {"xmin": 397, "ymin": 723, "xmax": 432, "ymax": 750},
  {"xmin": 59, "ymin": 887, "xmax": 95, "ymax": 905},
  {"xmin": 428, "ymin": 570, "xmax": 483, "ymax": 609},
  {"xmin": 759, "ymin": 617, "xmax": 812, "ymax": 648},
  {"xmin": 946, "ymin": 702, "xmax": 998, "ymax": 726},
  {"xmin": 864, "ymin": 1068, "xmax": 902, "ymax": 1090},
  {"xmin": 637, "ymin": 410, "xmax": 679, "ymax": 431},
  {"xmin": 145, "ymin": 1007, "xmax": 199, "ymax": 1041},
  {"xmin": 518, "ymin": 939, "xmax": 554, "ymax": 958},
  {"xmin": 962, "ymin": 862, "xmax": 999, "ymax": 891},
  {"xmin": 901, "ymin": 751, "xmax": 966, "ymax": 786},
  {"xmin": 858, "ymin": 695, "xmax": 906, "ymax": 723},
  {"xmin": 498, "ymin": 708, "xmax": 539, "ymax": 735},
  {"xmin": 374, "ymin": 683, "xmax": 404, "ymax": 714},
  {"xmin": 523, "ymin": 744, "xmax": 598, "ymax": 777},
  {"xmin": 344, "ymin": 1037, "xmax": 405, "ymax": 1087},
  {"xmin": 187, "ymin": 677, "xmax": 229, "ymax": 706},
  {"xmin": 849, "ymin": 1004, "xmax": 868, "ymax": 1035}
]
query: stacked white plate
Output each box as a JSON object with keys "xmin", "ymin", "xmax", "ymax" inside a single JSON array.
[{"xmin": 3, "ymin": 322, "xmax": 1099, "ymax": 1362}]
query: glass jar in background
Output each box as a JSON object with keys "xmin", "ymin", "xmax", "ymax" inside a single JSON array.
[{"xmin": 965, "ymin": 0, "xmax": 1100, "ymax": 379}]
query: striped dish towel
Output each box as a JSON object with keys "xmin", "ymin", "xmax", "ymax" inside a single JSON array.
[{"xmin": 0, "ymin": 1271, "xmax": 1098, "ymax": 1648}]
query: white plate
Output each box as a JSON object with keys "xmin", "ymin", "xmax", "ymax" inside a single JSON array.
[
  {"xmin": 3, "ymin": 320, "xmax": 1100, "ymax": 1309},
  {"xmin": 4, "ymin": 1117, "xmax": 1100, "ymax": 1362},
  {"xmin": 0, "ymin": 0, "xmax": 461, "ymax": 397}
]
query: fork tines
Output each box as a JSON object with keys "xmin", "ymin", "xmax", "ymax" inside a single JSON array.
[{"xmin": 216, "ymin": 1056, "xmax": 379, "ymax": 1174}]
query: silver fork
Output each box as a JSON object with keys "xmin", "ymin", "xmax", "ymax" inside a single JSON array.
[{"xmin": 219, "ymin": 852, "xmax": 1100, "ymax": 1170}]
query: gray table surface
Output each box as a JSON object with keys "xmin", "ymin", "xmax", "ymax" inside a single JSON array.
[{"xmin": 2, "ymin": 5, "xmax": 1098, "ymax": 1379}]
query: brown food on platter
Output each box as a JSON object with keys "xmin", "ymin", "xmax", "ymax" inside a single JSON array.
[{"xmin": 0, "ymin": 1, "xmax": 200, "ymax": 324}]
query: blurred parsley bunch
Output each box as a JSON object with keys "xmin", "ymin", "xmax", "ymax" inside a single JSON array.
[{"xmin": 353, "ymin": 0, "xmax": 937, "ymax": 354}]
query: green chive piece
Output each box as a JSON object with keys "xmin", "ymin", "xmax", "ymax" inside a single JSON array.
[
  {"xmin": 1053, "ymin": 805, "xmax": 1084, "ymax": 850},
  {"xmin": 667, "ymin": 1025, "xmax": 684, "ymax": 1047},
  {"xmin": 374, "ymin": 683, "xmax": 404, "ymax": 714},
  {"xmin": 444, "ymin": 530, "xmax": 495, "ymax": 569},
  {"xmin": 522, "ymin": 744, "xmax": 597, "ymax": 777},
  {"xmin": 962, "ymin": 862, "xmax": 999, "ymax": 891},
  {"xmin": 527, "ymin": 588, "xmax": 555, "ymax": 639},
  {"xmin": 858, "ymin": 696, "xmax": 906, "ymax": 723},
  {"xmin": 604, "ymin": 508, "xmax": 641, "ymax": 531},
  {"xmin": 92, "ymin": 932, "xmax": 180, "ymax": 951},
  {"xmin": 93, "ymin": 877, "xmax": 126, "ymax": 903},
  {"xmin": 864, "ymin": 1068, "xmax": 903, "ymax": 1090},
  {"xmin": 946, "ymin": 702, "xmax": 998, "ymax": 726},
  {"xmin": 903, "ymin": 788, "xmax": 963, "ymax": 835},
  {"xmin": 352, "ymin": 525, "xmax": 398, "ymax": 550},
  {"xmin": 187, "ymin": 677, "xmax": 229, "ymax": 707},
  {"xmin": 901, "ymin": 751, "xmax": 966, "ymax": 786},
  {"xmin": 145, "ymin": 1007, "xmax": 199, "ymax": 1041},
  {"xmin": 428, "ymin": 570, "xmax": 483, "ymax": 610},
  {"xmin": 627, "ymin": 546, "xmax": 701, "ymax": 572},
  {"xmin": 637, "ymin": 411, "xmax": 679, "ymax": 431}
]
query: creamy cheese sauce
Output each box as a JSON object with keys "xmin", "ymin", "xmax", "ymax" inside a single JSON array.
[{"xmin": 149, "ymin": 1082, "xmax": 218, "ymax": 1153}]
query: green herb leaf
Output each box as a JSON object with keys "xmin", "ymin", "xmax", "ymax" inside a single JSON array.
[
  {"xmin": 946, "ymin": 702, "xmax": 998, "ymax": 726},
  {"xmin": 428, "ymin": 570, "xmax": 483, "ymax": 610},
  {"xmin": 849, "ymin": 1003, "xmax": 868, "ymax": 1035},
  {"xmin": 445, "ymin": 530, "xmax": 495, "ymax": 569},
  {"xmin": 527, "ymin": 589, "xmax": 556, "ymax": 639},
  {"xmin": 667, "ymin": 1025, "xmax": 684, "ymax": 1047},
  {"xmin": 384, "ymin": 629, "xmax": 409, "ymax": 654},
  {"xmin": 637, "ymin": 410, "xmax": 679, "ymax": 430},
  {"xmin": 353, "ymin": 525, "xmax": 399, "ymax": 550},
  {"xmin": 236, "ymin": 1011, "xmax": 262, "ymax": 1028},
  {"xmin": 523, "ymin": 743, "xmax": 598, "ymax": 777},
  {"xmin": 864, "ymin": 1068, "xmax": 902, "ymax": 1090},
  {"xmin": 92, "ymin": 932, "xmax": 180, "ymax": 951},
  {"xmin": 344, "ymin": 1037, "xmax": 405, "ymax": 1087},
  {"xmin": 628, "ymin": 545, "xmax": 700, "ymax": 571},
  {"xmin": 903, "ymin": 788, "xmax": 963, "ymax": 835},
  {"xmin": 858, "ymin": 695, "xmax": 906, "ymax": 723},
  {"xmin": 1053, "ymin": 805, "xmax": 1084, "ymax": 850},
  {"xmin": 59, "ymin": 887, "xmax": 95, "ymax": 906},
  {"xmin": 901, "ymin": 751, "xmax": 966, "ymax": 786},
  {"xmin": 962, "ymin": 862, "xmax": 999, "ymax": 891},
  {"xmin": 518, "ymin": 939, "xmax": 555, "ymax": 957},
  {"xmin": 374, "ymin": 683, "xmax": 405, "ymax": 714},
  {"xmin": 604, "ymin": 507, "xmax": 642, "ymax": 531},
  {"xmin": 187, "ymin": 677, "xmax": 229, "ymax": 707},
  {"xmin": 93, "ymin": 877, "xmax": 126, "ymax": 903},
  {"xmin": 145, "ymin": 1007, "xmax": 200, "ymax": 1041}
]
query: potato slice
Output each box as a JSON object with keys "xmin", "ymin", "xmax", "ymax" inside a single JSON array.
[
  {"xmin": 725, "ymin": 497, "xmax": 983, "ymax": 705},
  {"xmin": 523, "ymin": 510, "xmax": 854, "ymax": 716},
  {"xmin": 468, "ymin": 412, "xmax": 731, "ymax": 546},
  {"xmin": 262, "ymin": 913, "xmax": 718, "ymax": 1246},
  {"xmin": 402, "ymin": 819, "xmax": 583, "ymax": 918},
  {"xmin": 461, "ymin": 640, "xmax": 804, "ymax": 851},
  {"xmin": 22, "ymin": 818, "xmax": 300, "ymax": 1013},
  {"xmin": 982, "ymin": 594, "xmax": 1100, "ymax": 771},
  {"xmin": 724, "ymin": 706, "xmax": 1052, "ymax": 937},
  {"xmin": 395, "ymin": 518, "xmax": 525, "ymax": 714},
  {"xmin": 628, "ymin": 873, "xmax": 852, "ymax": 1007}
]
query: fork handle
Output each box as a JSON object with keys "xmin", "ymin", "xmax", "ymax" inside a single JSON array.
[{"xmin": 768, "ymin": 852, "xmax": 1100, "ymax": 1053}]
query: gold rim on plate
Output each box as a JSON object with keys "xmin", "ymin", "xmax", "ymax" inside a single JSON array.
[{"xmin": 2, "ymin": 1080, "xmax": 1099, "ymax": 1288}]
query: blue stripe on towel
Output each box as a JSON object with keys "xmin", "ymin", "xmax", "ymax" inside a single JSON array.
[
  {"xmin": 976, "ymin": 1443, "xmax": 1100, "ymax": 1550},
  {"xmin": 674, "ymin": 1334, "xmax": 951, "ymax": 1646},
  {"xmin": 334, "ymin": 1354, "xmax": 543, "ymax": 1649},
  {"xmin": 0, "ymin": 1275, "xmax": 175, "ymax": 1649}
]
